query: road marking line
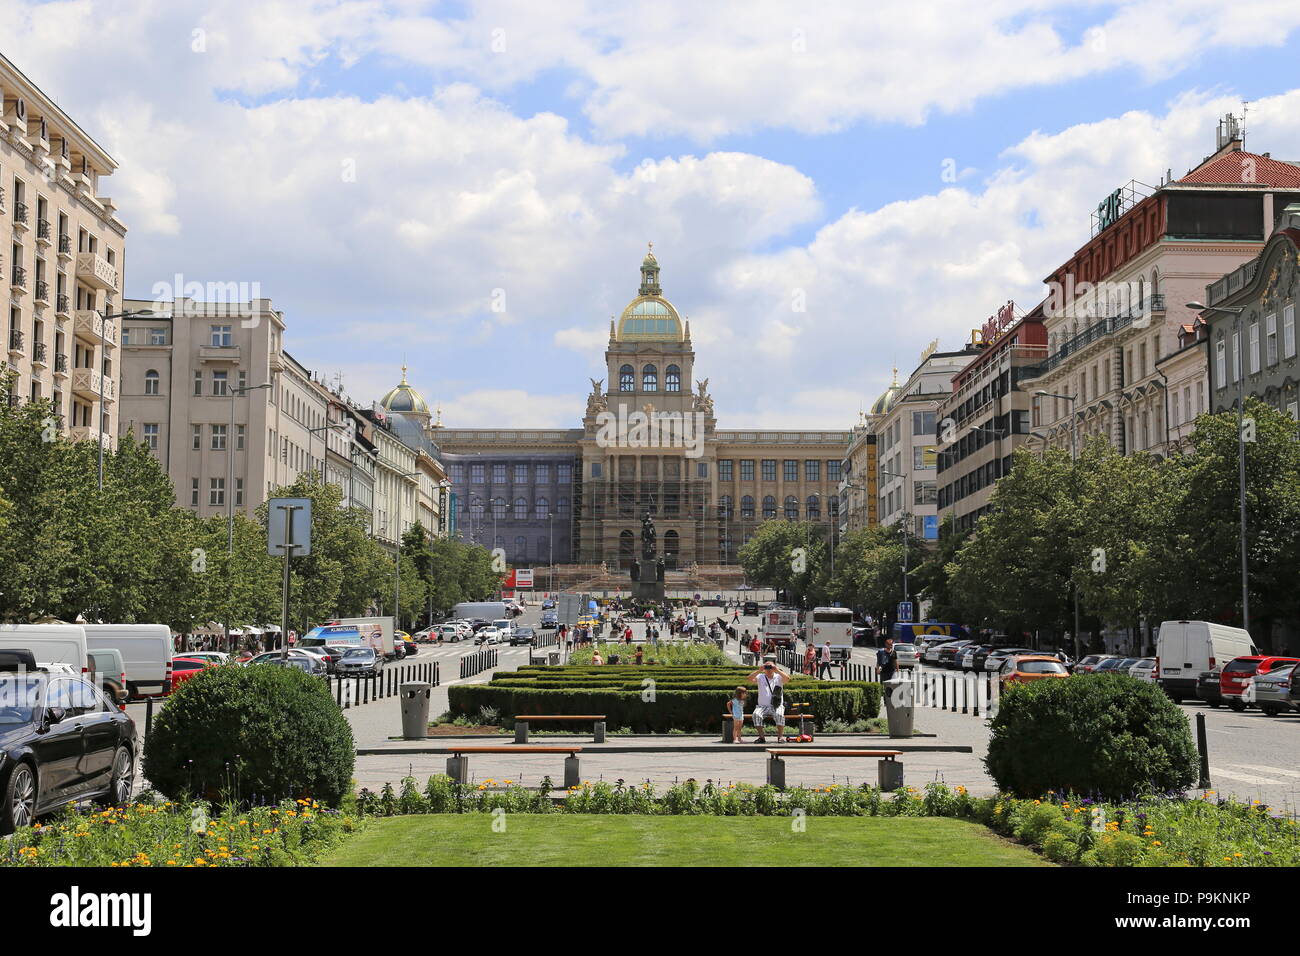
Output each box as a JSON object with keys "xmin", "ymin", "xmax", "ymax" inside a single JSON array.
[
  {"xmin": 1211, "ymin": 768, "xmax": 1290, "ymax": 786},
  {"xmin": 1229, "ymin": 764, "xmax": 1300, "ymax": 780}
]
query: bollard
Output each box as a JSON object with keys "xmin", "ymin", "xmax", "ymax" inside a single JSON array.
[
  {"xmin": 878, "ymin": 757, "xmax": 904, "ymax": 791},
  {"xmin": 515, "ymin": 721, "xmax": 529, "ymax": 744},
  {"xmin": 446, "ymin": 755, "xmax": 468, "ymax": 784},
  {"xmin": 563, "ymin": 754, "xmax": 581, "ymax": 789},
  {"xmin": 336, "ymin": 677, "xmax": 343, "ymax": 707},
  {"xmin": 1196, "ymin": 711, "xmax": 1211, "ymax": 789},
  {"xmin": 766, "ymin": 755, "xmax": 786, "ymax": 790},
  {"xmin": 145, "ymin": 696, "xmax": 154, "ymax": 739},
  {"xmin": 594, "ymin": 721, "xmax": 606, "ymax": 744}
]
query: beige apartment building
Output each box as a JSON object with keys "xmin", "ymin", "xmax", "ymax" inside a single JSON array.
[
  {"xmin": 1, "ymin": 53, "xmax": 127, "ymax": 446},
  {"xmin": 837, "ymin": 410, "xmax": 880, "ymax": 535},
  {"xmin": 1028, "ymin": 115, "xmax": 1300, "ymax": 455}
]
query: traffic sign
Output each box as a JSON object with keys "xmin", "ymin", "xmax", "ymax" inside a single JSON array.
[
  {"xmin": 268, "ymin": 498, "xmax": 312, "ymax": 556},
  {"xmin": 897, "ymin": 601, "xmax": 914, "ymax": 623}
]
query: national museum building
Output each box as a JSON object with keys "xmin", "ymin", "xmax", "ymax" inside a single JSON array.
[{"xmin": 387, "ymin": 250, "xmax": 851, "ymax": 579}]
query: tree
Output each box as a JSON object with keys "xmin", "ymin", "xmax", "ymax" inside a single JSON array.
[
  {"xmin": 737, "ymin": 520, "xmax": 829, "ymax": 607},
  {"xmin": 830, "ymin": 522, "xmax": 908, "ymax": 621},
  {"xmin": 915, "ymin": 514, "xmax": 972, "ymax": 622}
]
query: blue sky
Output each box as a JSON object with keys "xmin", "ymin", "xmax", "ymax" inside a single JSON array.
[{"xmin": 8, "ymin": 0, "xmax": 1300, "ymax": 426}]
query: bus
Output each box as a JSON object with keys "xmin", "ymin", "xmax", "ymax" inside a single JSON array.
[
  {"xmin": 760, "ymin": 607, "xmax": 799, "ymax": 647},
  {"xmin": 809, "ymin": 607, "xmax": 855, "ymax": 662}
]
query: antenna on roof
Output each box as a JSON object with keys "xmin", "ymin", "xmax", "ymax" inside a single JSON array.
[{"xmin": 1241, "ymin": 100, "xmax": 1250, "ymax": 148}]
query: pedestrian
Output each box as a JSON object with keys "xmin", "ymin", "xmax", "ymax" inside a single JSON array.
[
  {"xmin": 729, "ymin": 685, "xmax": 748, "ymax": 743},
  {"xmin": 732, "ymin": 608, "xmax": 740, "ymax": 625},
  {"xmin": 818, "ymin": 641, "xmax": 833, "ymax": 679},
  {"xmin": 634, "ymin": 646, "xmax": 644, "ymax": 665},
  {"xmin": 624, "ymin": 624, "xmax": 633, "ymax": 644},
  {"xmin": 877, "ymin": 636, "xmax": 898, "ymax": 683},
  {"xmin": 803, "ymin": 643, "xmax": 816, "ymax": 676},
  {"xmin": 746, "ymin": 659, "xmax": 791, "ymax": 743}
]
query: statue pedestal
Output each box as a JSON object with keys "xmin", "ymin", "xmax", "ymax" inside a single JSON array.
[{"xmin": 632, "ymin": 559, "xmax": 665, "ymax": 602}]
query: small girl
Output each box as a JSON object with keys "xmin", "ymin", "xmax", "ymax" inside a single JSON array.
[{"xmin": 729, "ymin": 686, "xmax": 748, "ymax": 743}]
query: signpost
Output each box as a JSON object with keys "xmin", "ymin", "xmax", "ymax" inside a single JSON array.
[
  {"xmin": 897, "ymin": 600, "xmax": 914, "ymax": 624},
  {"xmin": 268, "ymin": 498, "xmax": 312, "ymax": 661}
]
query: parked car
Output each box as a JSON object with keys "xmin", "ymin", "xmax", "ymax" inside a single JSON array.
[
  {"xmin": 1220, "ymin": 655, "xmax": 1300, "ymax": 711},
  {"xmin": 177, "ymin": 651, "xmax": 230, "ymax": 665},
  {"xmin": 508, "ymin": 626, "xmax": 537, "ymax": 647},
  {"xmin": 922, "ymin": 640, "xmax": 958, "ymax": 665},
  {"xmin": 291, "ymin": 646, "xmax": 335, "ymax": 673},
  {"xmin": 893, "ymin": 643, "xmax": 919, "ymax": 669},
  {"xmin": 1156, "ymin": 620, "xmax": 1256, "ymax": 703},
  {"xmin": 958, "ymin": 644, "xmax": 991, "ymax": 672},
  {"xmin": 999, "ymin": 655, "xmax": 1071, "ymax": 685},
  {"xmin": 1092, "ymin": 657, "xmax": 1132, "ymax": 674},
  {"xmin": 1254, "ymin": 664, "xmax": 1295, "ymax": 717},
  {"xmin": 937, "ymin": 640, "xmax": 974, "ymax": 669},
  {"xmin": 1196, "ymin": 667, "xmax": 1224, "ymax": 707},
  {"xmin": 1127, "ymin": 658, "xmax": 1158, "ymax": 682},
  {"xmin": 1074, "ymin": 654, "xmax": 1113, "ymax": 674},
  {"xmin": 246, "ymin": 650, "xmax": 328, "ymax": 676},
  {"xmin": 168, "ymin": 656, "xmax": 215, "ymax": 690},
  {"xmin": 87, "ymin": 647, "xmax": 128, "ymax": 707},
  {"xmin": 0, "ymin": 671, "xmax": 137, "ymax": 833},
  {"xmin": 336, "ymin": 646, "xmax": 383, "ymax": 677},
  {"xmin": 979, "ymin": 647, "xmax": 1030, "ymax": 673}
]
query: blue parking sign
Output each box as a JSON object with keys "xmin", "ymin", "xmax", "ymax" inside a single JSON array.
[{"xmin": 897, "ymin": 601, "xmax": 914, "ymax": 623}]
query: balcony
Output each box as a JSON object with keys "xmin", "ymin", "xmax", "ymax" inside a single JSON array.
[
  {"xmin": 57, "ymin": 234, "xmax": 71, "ymax": 259},
  {"xmin": 70, "ymin": 367, "xmax": 103, "ymax": 400},
  {"xmin": 35, "ymin": 219, "xmax": 50, "ymax": 245},
  {"xmin": 10, "ymin": 266, "xmax": 26, "ymax": 293},
  {"xmin": 12, "ymin": 201, "xmax": 28, "ymax": 231},
  {"xmin": 56, "ymin": 293, "xmax": 69, "ymax": 316},
  {"xmin": 32, "ymin": 341, "xmax": 47, "ymax": 367},
  {"xmin": 7, "ymin": 328, "xmax": 23, "ymax": 357},
  {"xmin": 53, "ymin": 352, "xmax": 68, "ymax": 376},
  {"xmin": 34, "ymin": 279, "xmax": 49, "ymax": 304},
  {"xmin": 75, "ymin": 252, "xmax": 119, "ymax": 293},
  {"xmin": 70, "ymin": 424, "xmax": 110, "ymax": 448},
  {"xmin": 73, "ymin": 310, "xmax": 113, "ymax": 345},
  {"xmin": 1022, "ymin": 295, "xmax": 1167, "ymax": 379},
  {"xmin": 198, "ymin": 344, "xmax": 241, "ymax": 364}
]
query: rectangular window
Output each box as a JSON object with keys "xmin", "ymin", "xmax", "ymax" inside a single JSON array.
[
  {"xmin": 1285, "ymin": 305, "xmax": 1296, "ymax": 359},
  {"xmin": 192, "ymin": 424, "xmax": 201, "ymax": 450},
  {"xmin": 1232, "ymin": 331, "xmax": 1240, "ymax": 383},
  {"xmin": 150, "ymin": 327, "xmax": 167, "ymax": 346},
  {"xmin": 237, "ymin": 370, "xmax": 247, "ymax": 391},
  {"xmin": 211, "ymin": 424, "xmax": 227, "ymax": 450},
  {"xmin": 783, "ymin": 459, "xmax": 798, "ymax": 482},
  {"xmin": 450, "ymin": 463, "xmax": 465, "ymax": 483},
  {"xmin": 235, "ymin": 478, "xmax": 244, "ymax": 507},
  {"xmin": 913, "ymin": 446, "xmax": 936, "ymax": 469},
  {"xmin": 740, "ymin": 460, "xmax": 755, "ymax": 481},
  {"xmin": 193, "ymin": 370, "xmax": 202, "ymax": 396},
  {"xmin": 209, "ymin": 477, "xmax": 225, "ymax": 507},
  {"xmin": 805, "ymin": 460, "xmax": 820, "ymax": 482},
  {"xmin": 190, "ymin": 478, "xmax": 199, "ymax": 507},
  {"xmin": 143, "ymin": 423, "xmax": 159, "ymax": 450},
  {"xmin": 1249, "ymin": 321, "xmax": 1260, "ymax": 374},
  {"xmin": 535, "ymin": 464, "xmax": 549, "ymax": 484},
  {"xmin": 1215, "ymin": 339, "xmax": 1227, "ymax": 389},
  {"xmin": 514, "ymin": 463, "xmax": 528, "ymax": 483},
  {"xmin": 827, "ymin": 460, "xmax": 841, "ymax": 481},
  {"xmin": 236, "ymin": 424, "xmax": 246, "ymax": 450},
  {"xmin": 212, "ymin": 370, "xmax": 228, "ymax": 396},
  {"xmin": 1266, "ymin": 313, "xmax": 1278, "ymax": 366},
  {"xmin": 492, "ymin": 464, "xmax": 506, "ymax": 484},
  {"xmin": 210, "ymin": 325, "xmax": 232, "ymax": 347},
  {"xmin": 558, "ymin": 463, "xmax": 571, "ymax": 484},
  {"xmin": 470, "ymin": 463, "xmax": 484, "ymax": 483},
  {"xmin": 913, "ymin": 480, "xmax": 936, "ymax": 506},
  {"xmin": 761, "ymin": 459, "xmax": 776, "ymax": 481},
  {"xmin": 697, "ymin": 461, "xmax": 708, "ymax": 478},
  {"xmin": 719, "ymin": 459, "xmax": 733, "ymax": 481},
  {"xmin": 591, "ymin": 462, "xmax": 603, "ymax": 478},
  {"xmin": 911, "ymin": 411, "xmax": 936, "ymax": 436}
]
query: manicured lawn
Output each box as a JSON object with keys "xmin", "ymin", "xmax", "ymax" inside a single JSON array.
[{"xmin": 319, "ymin": 815, "xmax": 1049, "ymax": 867}]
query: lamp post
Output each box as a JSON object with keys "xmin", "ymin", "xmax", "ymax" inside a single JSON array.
[
  {"xmin": 392, "ymin": 470, "xmax": 421, "ymax": 632},
  {"xmin": 1186, "ymin": 301, "xmax": 1250, "ymax": 632},
  {"xmin": 548, "ymin": 511, "xmax": 555, "ymax": 594},
  {"xmin": 1035, "ymin": 389, "xmax": 1081, "ymax": 660},
  {"xmin": 97, "ymin": 308, "xmax": 154, "ymax": 490},
  {"xmin": 223, "ymin": 381, "xmax": 273, "ymax": 651},
  {"xmin": 307, "ymin": 421, "xmax": 346, "ymax": 483},
  {"xmin": 878, "ymin": 469, "xmax": 910, "ymax": 604}
]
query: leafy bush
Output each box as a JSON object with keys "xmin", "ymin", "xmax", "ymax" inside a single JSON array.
[
  {"xmin": 985, "ymin": 674, "xmax": 1197, "ymax": 800},
  {"xmin": 143, "ymin": 664, "xmax": 355, "ymax": 807}
]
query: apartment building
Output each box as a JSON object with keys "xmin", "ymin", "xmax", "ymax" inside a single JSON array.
[
  {"xmin": 1027, "ymin": 115, "xmax": 1300, "ymax": 456},
  {"xmin": 1, "ymin": 53, "xmax": 127, "ymax": 447},
  {"xmin": 838, "ymin": 411, "xmax": 880, "ymax": 535},
  {"xmin": 876, "ymin": 344, "xmax": 981, "ymax": 540}
]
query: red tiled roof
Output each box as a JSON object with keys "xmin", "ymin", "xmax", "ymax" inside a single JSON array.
[{"xmin": 1178, "ymin": 150, "xmax": 1300, "ymax": 188}]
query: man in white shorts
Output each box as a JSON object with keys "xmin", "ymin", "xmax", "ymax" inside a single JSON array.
[{"xmin": 746, "ymin": 658, "xmax": 792, "ymax": 743}]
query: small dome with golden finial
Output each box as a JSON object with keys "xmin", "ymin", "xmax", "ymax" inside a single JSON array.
[{"xmin": 380, "ymin": 365, "xmax": 431, "ymax": 419}]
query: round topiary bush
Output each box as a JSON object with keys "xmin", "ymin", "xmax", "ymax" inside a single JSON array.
[
  {"xmin": 985, "ymin": 673, "xmax": 1197, "ymax": 800},
  {"xmin": 143, "ymin": 664, "xmax": 354, "ymax": 807}
]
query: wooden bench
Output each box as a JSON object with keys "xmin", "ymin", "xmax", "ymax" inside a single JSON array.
[
  {"xmin": 720, "ymin": 712, "xmax": 814, "ymax": 742},
  {"xmin": 764, "ymin": 748, "xmax": 904, "ymax": 790},
  {"xmin": 514, "ymin": 715, "xmax": 607, "ymax": 744},
  {"xmin": 445, "ymin": 745, "xmax": 584, "ymax": 789}
]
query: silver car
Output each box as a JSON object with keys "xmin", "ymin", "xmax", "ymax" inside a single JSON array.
[
  {"xmin": 893, "ymin": 643, "xmax": 919, "ymax": 669},
  {"xmin": 336, "ymin": 646, "xmax": 383, "ymax": 677},
  {"xmin": 1255, "ymin": 664, "xmax": 1295, "ymax": 717}
]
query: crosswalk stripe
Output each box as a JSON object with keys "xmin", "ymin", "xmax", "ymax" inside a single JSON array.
[
  {"xmin": 1228, "ymin": 764, "xmax": 1300, "ymax": 780},
  {"xmin": 1211, "ymin": 767, "xmax": 1290, "ymax": 786}
]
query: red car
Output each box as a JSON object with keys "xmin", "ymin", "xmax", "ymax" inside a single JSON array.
[
  {"xmin": 167, "ymin": 656, "xmax": 215, "ymax": 692},
  {"xmin": 1219, "ymin": 655, "xmax": 1300, "ymax": 711}
]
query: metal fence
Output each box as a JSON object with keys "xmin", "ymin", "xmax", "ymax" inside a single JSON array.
[
  {"xmin": 335, "ymin": 659, "xmax": 441, "ymax": 710},
  {"xmin": 460, "ymin": 648, "xmax": 499, "ymax": 680}
]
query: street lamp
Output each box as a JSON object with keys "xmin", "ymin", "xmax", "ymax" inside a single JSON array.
[
  {"xmin": 878, "ymin": 468, "xmax": 910, "ymax": 604},
  {"xmin": 97, "ymin": 308, "xmax": 154, "ymax": 490},
  {"xmin": 392, "ymin": 470, "xmax": 421, "ymax": 632},
  {"xmin": 1035, "ymin": 389, "xmax": 1082, "ymax": 661},
  {"xmin": 1187, "ymin": 301, "xmax": 1250, "ymax": 632},
  {"xmin": 548, "ymin": 512, "xmax": 555, "ymax": 594},
  {"xmin": 223, "ymin": 381, "xmax": 273, "ymax": 651},
  {"xmin": 307, "ymin": 421, "xmax": 346, "ymax": 481}
]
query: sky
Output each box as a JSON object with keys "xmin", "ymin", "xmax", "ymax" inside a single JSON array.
[{"xmin": 6, "ymin": 0, "xmax": 1300, "ymax": 428}]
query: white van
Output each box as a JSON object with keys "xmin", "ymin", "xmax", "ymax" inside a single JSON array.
[
  {"xmin": 82, "ymin": 624, "xmax": 174, "ymax": 699},
  {"xmin": 0, "ymin": 624, "xmax": 89, "ymax": 673},
  {"xmin": 1155, "ymin": 620, "xmax": 1256, "ymax": 702}
]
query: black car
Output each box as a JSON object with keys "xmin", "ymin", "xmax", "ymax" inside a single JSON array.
[
  {"xmin": 742, "ymin": 601, "xmax": 759, "ymax": 616},
  {"xmin": 1196, "ymin": 668, "xmax": 1223, "ymax": 707},
  {"xmin": 1, "ymin": 670, "xmax": 137, "ymax": 833},
  {"xmin": 508, "ymin": 626, "xmax": 537, "ymax": 647}
]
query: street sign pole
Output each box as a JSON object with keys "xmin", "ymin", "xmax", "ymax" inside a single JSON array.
[
  {"xmin": 280, "ymin": 504, "xmax": 301, "ymax": 663},
  {"xmin": 268, "ymin": 498, "xmax": 312, "ymax": 663}
]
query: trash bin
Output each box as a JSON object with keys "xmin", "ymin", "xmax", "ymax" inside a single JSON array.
[
  {"xmin": 400, "ymin": 682, "xmax": 432, "ymax": 740},
  {"xmin": 548, "ymin": 653, "xmax": 560, "ymax": 666},
  {"xmin": 882, "ymin": 678, "xmax": 914, "ymax": 738}
]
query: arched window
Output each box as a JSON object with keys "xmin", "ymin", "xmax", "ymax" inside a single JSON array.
[
  {"xmin": 806, "ymin": 495, "xmax": 820, "ymax": 519},
  {"xmin": 763, "ymin": 496, "xmax": 777, "ymax": 519},
  {"xmin": 741, "ymin": 495, "xmax": 755, "ymax": 519},
  {"xmin": 784, "ymin": 495, "xmax": 799, "ymax": 520},
  {"xmin": 535, "ymin": 496, "xmax": 549, "ymax": 519},
  {"xmin": 619, "ymin": 529, "xmax": 635, "ymax": 569},
  {"xmin": 557, "ymin": 497, "xmax": 569, "ymax": 514},
  {"xmin": 470, "ymin": 496, "xmax": 484, "ymax": 519},
  {"xmin": 718, "ymin": 495, "xmax": 733, "ymax": 519},
  {"xmin": 828, "ymin": 497, "xmax": 839, "ymax": 518},
  {"xmin": 665, "ymin": 365, "xmax": 681, "ymax": 392},
  {"xmin": 144, "ymin": 369, "xmax": 160, "ymax": 395},
  {"xmin": 492, "ymin": 497, "xmax": 506, "ymax": 519},
  {"xmin": 642, "ymin": 364, "xmax": 658, "ymax": 392},
  {"xmin": 514, "ymin": 536, "xmax": 527, "ymax": 560},
  {"xmin": 663, "ymin": 529, "xmax": 679, "ymax": 568},
  {"xmin": 513, "ymin": 497, "xmax": 527, "ymax": 519},
  {"xmin": 619, "ymin": 364, "xmax": 635, "ymax": 391}
]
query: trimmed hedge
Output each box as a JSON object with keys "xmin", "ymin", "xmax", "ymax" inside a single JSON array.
[
  {"xmin": 448, "ymin": 663, "xmax": 881, "ymax": 732},
  {"xmin": 985, "ymin": 673, "xmax": 1198, "ymax": 800}
]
